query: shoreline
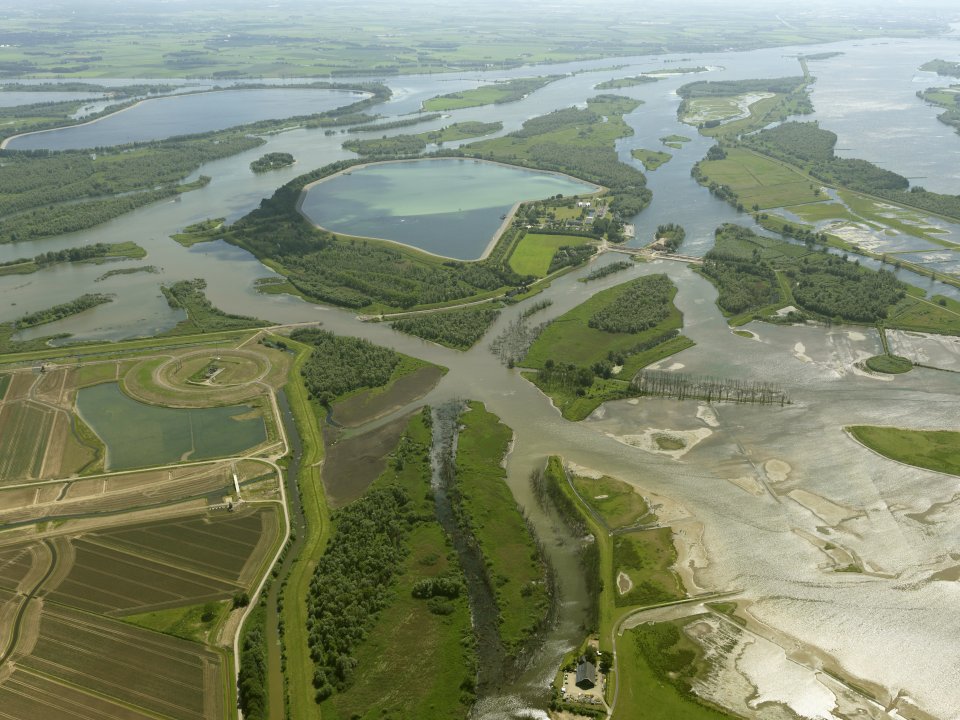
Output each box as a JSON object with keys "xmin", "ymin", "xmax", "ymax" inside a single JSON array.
[{"xmin": 297, "ymin": 156, "xmax": 604, "ymax": 263}]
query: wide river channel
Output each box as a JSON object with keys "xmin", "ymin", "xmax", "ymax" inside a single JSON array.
[{"xmin": 3, "ymin": 34, "xmax": 960, "ymax": 719}]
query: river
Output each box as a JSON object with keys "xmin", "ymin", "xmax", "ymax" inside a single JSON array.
[{"xmin": 3, "ymin": 37, "xmax": 960, "ymax": 718}]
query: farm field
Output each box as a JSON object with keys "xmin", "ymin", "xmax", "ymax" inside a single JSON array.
[
  {"xmin": 46, "ymin": 507, "xmax": 280, "ymax": 615},
  {"xmin": 0, "ymin": 401, "xmax": 54, "ymax": 482},
  {"xmin": 508, "ymin": 232, "xmax": 593, "ymax": 277},
  {"xmin": 16, "ymin": 604, "xmax": 226, "ymax": 720}
]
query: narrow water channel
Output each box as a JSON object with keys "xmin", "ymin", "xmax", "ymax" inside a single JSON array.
[{"xmin": 430, "ymin": 401, "xmax": 507, "ymax": 692}]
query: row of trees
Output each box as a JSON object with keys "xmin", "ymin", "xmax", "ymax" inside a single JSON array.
[{"xmin": 548, "ymin": 244, "xmax": 596, "ymax": 273}]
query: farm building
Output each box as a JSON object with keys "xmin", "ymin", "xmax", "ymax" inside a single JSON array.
[{"xmin": 575, "ymin": 660, "xmax": 597, "ymax": 689}]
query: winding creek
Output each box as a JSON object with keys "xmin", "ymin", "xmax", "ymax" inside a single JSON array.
[{"xmin": 3, "ymin": 35, "xmax": 960, "ymax": 718}]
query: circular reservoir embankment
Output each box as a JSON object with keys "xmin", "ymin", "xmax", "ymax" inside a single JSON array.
[{"xmin": 297, "ymin": 158, "xmax": 600, "ymax": 261}]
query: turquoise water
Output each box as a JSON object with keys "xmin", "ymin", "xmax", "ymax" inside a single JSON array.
[
  {"xmin": 298, "ymin": 159, "xmax": 598, "ymax": 260},
  {"xmin": 76, "ymin": 382, "xmax": 266, "ymax": 470}
]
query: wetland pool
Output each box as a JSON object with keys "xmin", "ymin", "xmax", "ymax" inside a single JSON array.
[
  {"xmin": 76, "ymin": 382, "xmax": 266, "ymax": 470},
  {"xmin": 297, "ymin": 158, "xmax": 598, "ymax": 260}
]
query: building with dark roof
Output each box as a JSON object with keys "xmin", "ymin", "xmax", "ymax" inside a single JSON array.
[{"xmin": 575, "ymin": 660, "xmax": 597, "ymax": 689}]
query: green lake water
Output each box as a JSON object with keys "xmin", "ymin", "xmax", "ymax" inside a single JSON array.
[
  {"xmin": 298, "ymin": 158, "xmax": 598, "ymax": 260},
  {"xmin": 76, "ymin": 382, "xmax": 266, "ymax": 470}
]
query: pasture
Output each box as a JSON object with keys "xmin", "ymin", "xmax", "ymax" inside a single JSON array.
[
  {"xmin": 697, "ymin": 147, "xmax": 823, "ymax": 209},
  {"xmin": 508, "ymin": 232, "xmax": 592, "ymax": 277}
]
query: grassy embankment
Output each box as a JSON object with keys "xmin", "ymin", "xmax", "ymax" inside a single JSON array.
[
  {"xmin": 521, "ymin": 274, "xmax": 694, "ymax": 420},
  {"xmin": 422, "ymin": 76, "xmax": 562, "ymax": 111},
  {"xmin": 320, "ymin": 410, "xmax": 475, "ymax": 720},
  {"xmin": 701, "ymin": 224, "xmax": 960, "ymax": 335},
  {"xmin": 538, "ymin": 458, "xmax": 729, "ymax": 719},
  {"xmin": 847, "ymin": 426, "xmax": 960, "ymax": 477},
  {"xmin": 631, "ymin": 148, "xmax": 672, "ymax": 171},
  {"xmin": 342, "ymin": 121, "xmax": 503, "ymax": 157},
  {"xmin": 456, "ymin": 401, "xmax": 549, "ymax": 655},
  {"xmin": 277, "ymin": 333, "xmax": 331, "ymax": 720}
]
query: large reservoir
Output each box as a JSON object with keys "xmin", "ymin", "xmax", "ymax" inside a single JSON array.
[{"xmin": 298, "ymin": 158, "xmax": 599, "ymax": 260}]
